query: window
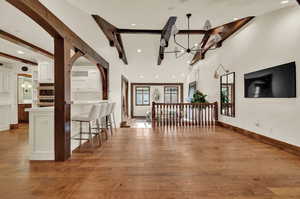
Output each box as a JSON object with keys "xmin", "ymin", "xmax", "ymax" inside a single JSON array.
[
  {"xmin": 164, "ymin": 86, "xmax": 179, "ymax": 103},
  {"xmin": 135, "ymin": 86, "xmax": 150, "ymax": 106}
]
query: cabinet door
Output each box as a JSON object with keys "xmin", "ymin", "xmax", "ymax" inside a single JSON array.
[
  {"xmin": 3, "ymin": 71, "xmax": 10, "ymax": 92},
  {"xmin": 39, "ymin": 63, "xmax": 54, "ymax": 83}
]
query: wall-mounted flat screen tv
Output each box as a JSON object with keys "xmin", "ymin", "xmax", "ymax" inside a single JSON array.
[{"xmin": 244, "ymin": 62, "xmax": 296, "ymax": 98}]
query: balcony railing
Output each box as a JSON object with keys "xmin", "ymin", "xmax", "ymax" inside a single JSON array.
[{"xmin": 152, "ymin": 102, "xmax": 218, "ymax": 127}]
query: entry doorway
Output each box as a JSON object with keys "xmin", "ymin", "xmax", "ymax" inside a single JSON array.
[
  {"xmin": 120, "ymin": 75, "xmax": 130, "ymax": 127},
  {"xmin": 17, "ymin": 74, "xmax": 33, "ymax": 123}
]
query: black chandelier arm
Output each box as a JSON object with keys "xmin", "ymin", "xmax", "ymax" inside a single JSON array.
[
  {"xmin": 190, "ymin": 48, "xmax": 203, "ymax": 52},
  {"xmin": 207, "ymin": 47, "xmax": 218, "ymax": 51},
  {"xmin": 190, "ymin": 45, "xmax": 198, "ymax": 51},
  {"xmin": 174, "ymin": 35, "xmax": 187, "ymax": 50},
  {"xmin": 164, "ymin": 50, "xmax": 182, "ymax": 54},
  {"xmin": 176, "ymin": 52, "xmax": 187, "ymax": 58}
]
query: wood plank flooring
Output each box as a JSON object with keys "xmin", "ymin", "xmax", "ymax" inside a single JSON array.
[{"xmin": 1, "ymin": 125, "xmax": 300, "ymax": 198}]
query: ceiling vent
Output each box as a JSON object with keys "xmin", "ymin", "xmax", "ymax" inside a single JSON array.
[{"xmin": 72, "ymin": 71, "xmax": 89, "ymax": 77}]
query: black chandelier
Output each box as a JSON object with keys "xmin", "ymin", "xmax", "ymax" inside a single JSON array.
[{"xmin": 160, "ymin": 13, "xmax": 222, "ymax": 59}]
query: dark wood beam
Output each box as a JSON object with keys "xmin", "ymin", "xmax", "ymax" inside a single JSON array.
[
  {"xmin": 0, "ymin": 52, "xmax": 38, "ymax": 65},
  {"xmin": 191, "ymin": 16, "xmax": 254, "ymax": 66},
  {"xmin": 0, "ymin": 29, "xmax": 54, "ymax": 59},
  {"xmin": 297, "ymin": 0, "xmax": 300, "ymax": 5},
  {"xmin": 117, "ymin": 29, "xmax": 206, "ymax": 35},
  {"xmin": 92, "ymin": 15, "xmax": 128, "ymax": 65},
  {"xmin": 69, "ymin": 50, "xmax": 84, "ymax": 67},
  {"xmin": 6, "ymin": 0, "xmax": 109, "ymax": 69},
  {"xmin": 158, "ymin": 17, "xmax": 177, "ymax": 65},
  {"xmin": 97, "ymin": 64, "xmax": 109, "ymax": 100},
  {"xmin": 54, "ymin": 37, "xmax": 71, "ymax": 161}
]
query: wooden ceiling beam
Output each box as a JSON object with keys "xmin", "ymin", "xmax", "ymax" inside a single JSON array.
[
  {"xmin": 92, "ymin": 15, "xmax": 128, "ymax": 65},
  {"xmin": 158, "ymin": 17, "xmax": 177, "ymax": 65},
  {"xmin": 191, "ymin": 16, "xmax": 254, "ymax": 66},
  {"xmin": 6, "ymin": 0, "xmax": 109, "ymax": 69},
  {"xmin": 0, "ymin": 29, "xmax": 54, "ymax": 59},
  {"xmin": 0, "ymin": 51, "xmax": 38, "ymax": 65},
  {"xmin": 297, "ymin": 0, "xmax": 300, "ymax": 5}
]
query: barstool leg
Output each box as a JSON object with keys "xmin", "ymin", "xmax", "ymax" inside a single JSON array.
[
  {"xmin": 96, "ymin": 119, "xmax": 102, "ymax": 146},
  {"xmin": 108, "ymin": 115, "xmax": 113, "ymax": 136},
  {"xmin": 89, "ymin": 122, "xmax": 93, "ymax": 147},
  {"xmin": 112, "ymin": 112, "xmax": 116, "ymax": 128},
  {"xmin": 79, "ymin": 121, "xmax": 82, "ymax": 148},
  {"xmin": 104, "ymin": 128, "xmax": 108, "ymax": 140}
]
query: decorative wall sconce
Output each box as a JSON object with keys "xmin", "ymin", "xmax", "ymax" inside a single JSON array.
[{"xmin": 214, "ymin": 64, "xmax": 230, "ymax": 79}]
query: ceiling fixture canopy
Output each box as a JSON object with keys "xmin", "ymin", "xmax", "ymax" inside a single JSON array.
[{"xmin": 161, "ymin": 13, "xmax": 222, "ymax": 60}]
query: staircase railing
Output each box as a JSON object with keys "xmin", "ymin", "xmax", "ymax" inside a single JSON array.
[{"xmin": 152, "ymin": 102, "xmax": 218, "ymax": 127}]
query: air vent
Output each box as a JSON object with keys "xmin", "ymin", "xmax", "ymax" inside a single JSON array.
[{"xmin": 72, "ymin": 71, "xmax": 89, "ymax": 77}]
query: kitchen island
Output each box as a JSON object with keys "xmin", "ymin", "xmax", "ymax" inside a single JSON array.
[{"xmin": 26, "ymin": 100, "xmax": 108, "ymax": 160}]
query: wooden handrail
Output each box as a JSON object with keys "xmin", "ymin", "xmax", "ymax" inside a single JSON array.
[{"xmin": 152, "ymin": 102, "xmax": 218, "ymax": 127}]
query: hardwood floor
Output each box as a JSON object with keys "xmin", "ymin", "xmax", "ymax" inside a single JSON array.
[{"xmin": 1, "ymin": 126, "xmax": 300, "ymax": 198}]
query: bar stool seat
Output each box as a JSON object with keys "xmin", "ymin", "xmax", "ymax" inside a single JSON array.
[{"xmin": 72, "ymin": 104, "xmax": 100, "ymax": 148}]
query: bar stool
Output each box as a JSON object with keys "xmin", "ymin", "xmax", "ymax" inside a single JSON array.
[
  {"xmin": 106, "ymin": 103, "xmax": 114, "ymax": 135},
  {"xmin": 110, "ymin": 102, "xmax": 117, "ymax": 128},
  {"xmin": 95, "ymin": 103, "xmax": 109, "ymax": 142},
  {"xmin": 72, "ymin": 104, "xmax": 100, "ymax": 148}
]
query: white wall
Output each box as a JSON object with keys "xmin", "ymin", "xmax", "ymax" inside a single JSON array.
[{"xmin": 186, "ymin": 5, "xmax": 300, "ymax": 147}]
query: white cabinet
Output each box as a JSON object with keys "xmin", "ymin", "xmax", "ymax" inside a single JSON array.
[
  {"xmin": 0, "ymin": 70, "xmax": 10, "ymax": 93},
  {"xmin": 27, "ymin": 108, "xmax": 54, "ymax": 160},
  {"xmin": 38, "ymin": 63, "xmax": 54, "ymax": 83}
]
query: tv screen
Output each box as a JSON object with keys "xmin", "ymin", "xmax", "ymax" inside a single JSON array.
[{"xmin": 244, "ymin": 62, "xmax": 296, "ymax": 98}]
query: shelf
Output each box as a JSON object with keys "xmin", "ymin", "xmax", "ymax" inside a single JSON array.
[
  {"xmin": 39, "ymin": 96, "xmax": 55, "ymax": 100},
  {"xmin": 38, "ymin": 102, "xmax": 54, "ymax": 107},
  {"xmin": 38, "ymin": 83, "xmax": 55, "ymax": 107},
  {"xmin": 38, "ymin": 86, "xmax": 54, "ymax": 90}
]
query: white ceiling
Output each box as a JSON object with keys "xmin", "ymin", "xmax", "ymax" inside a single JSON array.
[
  {"xmin": 0, "ymin": 0, "xmax": 298, "ymax": 81},
  {"xmin": 66, "ymin": 0, "xmax": 297, "ymax": 29}
]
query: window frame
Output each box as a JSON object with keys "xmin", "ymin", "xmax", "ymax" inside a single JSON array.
[
  {"xmin": 135, "ymin": 86, "xmax": 150, "ymax": 106},
  {"xmin": 164, "ymin": 86, "xmax": 179, "ymax": 103}
]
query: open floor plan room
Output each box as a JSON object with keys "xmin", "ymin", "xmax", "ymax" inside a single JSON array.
[{"xmin": 1, "ymin": 0, "xmax": 300, "ymax": 198}]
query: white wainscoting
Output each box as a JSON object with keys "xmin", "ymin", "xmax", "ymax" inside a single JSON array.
[{"xmin": 0, "ymin": 104, "xmax": 10, "ymax": 131}]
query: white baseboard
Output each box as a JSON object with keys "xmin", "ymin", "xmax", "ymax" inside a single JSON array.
[
  {"xmin": 30, "ymin": 152, "xmax": 55, "ymax": 161},
  {"xmin": 0, "ymin": 124, "xmax": 9, "ymax": 132}
]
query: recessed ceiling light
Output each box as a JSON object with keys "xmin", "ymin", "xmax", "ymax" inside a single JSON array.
[
  {"xmin": 181, "ymin": 49, "xmax": 185, "ymax": 52},
  {"xmin": 139, "ymin": 75, "xmax": 144, "ymax": 78},
  {"xmin": 194, "ymin": 43, "xmax": 198, "ymax": 47},
  {"xmin": 137, "ymin": 49, "xmax": 142, "ymax": 53},
  {"xmin": 187, "ymin": 60, "xmax": 191, "ymax": 64},
  {"xmin": 17, "ymin": 50, "xmax": 25, "ymax": 54},
  {"xmin": 281, "ymin": 0, "xmax": 289, "ymax": 4},
  {"xmin": 131, "ymin": 23, "xmax": 136, "ymax": 26},
  {"xmin": 155, "ymin": 75, "xmax": 159, "ymax": 79}
]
